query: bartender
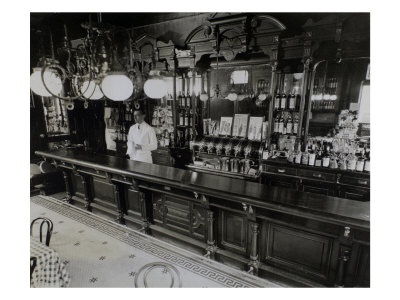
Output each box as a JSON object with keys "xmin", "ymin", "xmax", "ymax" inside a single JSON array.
[{"xmin": 126, "ymin": 109, "xmax": 157, "ymax": 163}]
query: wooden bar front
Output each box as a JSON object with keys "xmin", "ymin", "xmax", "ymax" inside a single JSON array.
[{"xmin": 36, "ymin": 149, "xmax": 370, "ymax": 287}]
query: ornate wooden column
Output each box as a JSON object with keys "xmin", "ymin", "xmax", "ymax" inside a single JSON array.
[
  {"xmin": 248, "ymin": 222, "xmax": 260, "ymax": 275},
  {"xmin": 335, "ymin": 226, "xmax": 353, "ymax": 287},
  {"xmin": 204, "ymin": 210, "xmax": 217, "ymax": 259},
  {"xmin": 61, "ymin": 170, "xmax": 72, "ymax": 204},
  {"xmin": 112, "ymin": 183, "xmax": 125, "ymax": 225},
  {"xmin": 78, "ymin": 173, "xmax": 91, "ymax": 211},
  {"xmin": 139, "ymin": 191, "xmax": 150, "ymax": 234}
]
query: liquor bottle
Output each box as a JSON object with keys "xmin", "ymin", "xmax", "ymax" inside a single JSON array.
[
  {"xmin": 278, "ymin": 113, "xmax": 284, "ymax": 134},
  {"xmin": 315, "ymin": 141, "xmax": 322, "ymax": 167},
  {"xmin": 186, "ymin": 91, "xmax": 191, "ymax": 108},
  {"xmin": 274, "ymin": 93, "xmax": 281, "ymax": 109},
  {"xmin": 273, "ymin": 117, "xmax": 278, "ymax": 133},
  {"xmin": 178, "ymin": 91, "xmax": 183, "ymax": 107},
  {"xmin": 308, "ymin": 141, "xmax": 316, "ymax": 166},
  {"xmin": 286, "ymin": 114, "xmax": 293, "ymax": 135},
  {"xmin": 294, "ymin": 141, "xmax": 302, "ymax": 164},
  {"xmin": 184, "ymin": 109, "xmax": 189, "ymax": 126},
  {"xmin": 301, "ymin": 147, "xmax": 309, "ymax": 165},
  {"xmin": 293, "ymin": 115, "xmax": 299, "ymax": 135},
  {"xmin": 188, "ymin": 110, "xmax": 192, "ymax": 127},
  {"xmin": 322, "ymin": 142, "xmax": 331, "ymax": 167},
  {"xmin": 289, "ymin": 91, "xmax": 296, "ymax": 110},
  {"xmin": 179, "ymin": 111, "xmax": 184, "ymax": 126},
  {"xmin": 280, "ymin": 92, "xmax": 287, "ymax": 109}
]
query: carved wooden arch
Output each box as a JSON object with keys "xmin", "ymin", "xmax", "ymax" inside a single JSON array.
[
  {"xmin": 248, "ymin": 14, "xmax": 286, "ymax": 60},
  {"xmin": 250, "ymin": 14, "xmax": 286, "ymax": 33},
  {"xmin": 218, "ymin": 27, "xmax": 247, "ymax": 61},
  {"xmin": 184, "ymin": 25, "xmax": 215, "ymax": 65},
  {"xmin": 184, "ymin": 25, "xmax": 213, "ymax": 45}
]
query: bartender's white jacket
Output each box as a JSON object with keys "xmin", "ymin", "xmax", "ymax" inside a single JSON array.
[{"xmin": 126, "ymin": 121, "xmax": 157, "ymax": 163}]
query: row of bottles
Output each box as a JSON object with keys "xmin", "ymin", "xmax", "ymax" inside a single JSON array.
[
  {"xmin": 176, "ymin": 127, "xmax": 194, "ymax": 148},
  {"xmin": 115, "ymin": 123, "xmax": 129, "ymax": 142},
  {"xmin": 311, "ymin": 77, "xmax": 338, "ymax": 101},
  {"xmin": 273, "ymin": 112, "xmax": 299, "ymax": 135},
  {"xmin": 311, "ymin": 100, "xmax": 336, "ymax": 110},
  {"xmin": 157, "ymin": 130, "xmax": 175, "ymax": 148},
  {"xmin": 178, "ymin": 109, "xmax": 194, "ymax": 126},
  {"xmin": 178, "ymin": 91, "xmax": 192, "ymax": 108},
  {"xmin": 286, "ymin": 139, "xmax": 370, "ymax": 172},
  {"xmin": 274, "ymin": 91, "xmax": 301, "ymax": 110}
]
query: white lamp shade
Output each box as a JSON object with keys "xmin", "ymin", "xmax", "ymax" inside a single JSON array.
[
  {"xmin": 30, "ymin": 67, "xmax": 62, "ymax": 97},
  {"xmin": 81, "ymin": 79, "xmax": 104, "ymax": 100},
  {"xmin": 101, "ymin": 73, "xmax": 133, "ymax": 101},
  {"xmin": 200, "ymin": 93, "xmax": 209, "ymax": 102},
  {"xmin": 227, "ymin": 93, "xmax": 238, "ymax": 101},
  {"xmin": 144, "ymin": 78, "xmax": 167, "ymax": 99}
]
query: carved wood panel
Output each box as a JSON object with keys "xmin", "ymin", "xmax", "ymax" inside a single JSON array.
[
  {"xmin": 219, "ymin": 210, "xmax": 248, "ymax": 255},
  {"xmin": 91, "ymin": 177, "xmax": 117, "ymax": 209},
  {"xmin": 265, "ymin": 223, "xmax": 333, "ymax": 281}
]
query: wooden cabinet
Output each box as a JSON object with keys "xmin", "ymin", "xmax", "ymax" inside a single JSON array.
[{"xmin": 261, "ymin": 160, "xmax": 370, "ymax": 201}]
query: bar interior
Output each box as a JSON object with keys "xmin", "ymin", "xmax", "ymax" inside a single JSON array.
[{"xmin": 30, "ymin": 12, "xmax": 370, "ymax": 288}]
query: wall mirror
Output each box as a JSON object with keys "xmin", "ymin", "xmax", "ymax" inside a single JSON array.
[
  {"xmin": 207, "ymin": 64, "xmax": 272, "ymax": 121},
  {"xmin": 306, "ymin": 57, "xmax": 370, "ymax": 138}
]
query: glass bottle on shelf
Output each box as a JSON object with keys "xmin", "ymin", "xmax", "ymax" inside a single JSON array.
[
  {"xmin": 280, "ymin": 91, "xmax": 287, "ymax": 110},
  {"xmin": 293, "ymin": 115, "xmax": 299, "ymax": 136},
  {"xmin": 289, "ymin": 91, "xmax": 296, "ymax": 110},
  {"xmin": 184, "ymin": 110, "xmax": 189, "ymax": 126},
  {"xmin": 178, "ymin": 91, "xmax": 183, "ymax": 107},
  {"xmin": 186, "ymin": 90, "xmax": 191, "ymax": 108},
  {"xmin": 308, "ymin": 141, "xmax": 316, "ymax": 166},
  {"xmin": 315, "ymin": 141, "xmax": 322, "ymax": 167},
  {"xmin": 322, "ymin": 142, "xmax": 331, "ymax": 167},
  {"xmin": 274, "ymin": 93, "xmax": 281, "ymax": 109},
  {"xmin": 278, "ymin": 113, "xmax": 284, "ymax": 134},
  {"xmin": 274, "ymin": 116, "xmax": 279, "ymax": 133},
  {"xmin": 286, "ymin": 114, "xmax": 293, "ymax": 135},
  {"xmin": 179, "ymin": 111, "xmax": 184, "ymax": 126}
]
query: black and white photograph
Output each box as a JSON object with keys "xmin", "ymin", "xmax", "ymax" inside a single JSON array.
[{"xmin": 4, "ymin": 0, "xmax": 400, "ymax": 297}]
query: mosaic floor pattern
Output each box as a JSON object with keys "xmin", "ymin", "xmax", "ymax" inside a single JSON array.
[{"xmin": 30, "ymin": 195, "xmax": 282, "ymax": 288}]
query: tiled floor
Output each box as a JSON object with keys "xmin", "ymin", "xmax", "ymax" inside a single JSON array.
[{"xmin": 30, "ymin": 195, "xmax": 282, "ymax": 288}]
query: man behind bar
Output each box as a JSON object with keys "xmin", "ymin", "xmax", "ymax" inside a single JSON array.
[{"xmin": 126, "ymin": 109, "xmax": 157, "ymax": 163}]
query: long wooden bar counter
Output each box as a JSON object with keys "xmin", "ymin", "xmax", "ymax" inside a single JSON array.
[{"xmin": 35, "ymin": 149, "xmax": 370, "ymax": 287}]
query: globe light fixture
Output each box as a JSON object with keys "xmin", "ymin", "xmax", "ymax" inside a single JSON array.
[
  {"xmin": 30, "ymin": 67, "xmax": 62, "ymax": 97},
  {"xmin": 200, "ymin": 93, "xmax": 209, "ymax": 102},
  {"xmin": 81, "ymin": 78, "xmax": 104, "ymax": 100},
  {"xmin": 143, "ymin": 77, "xmax": 167, "ymax": 99},
  {"xmin": 227, "ymin": 92, "xmax": 238, "ymax": 101},
  {"xmin": 101, "ymin": 72, "xmax": 134, "ymax": 101}
]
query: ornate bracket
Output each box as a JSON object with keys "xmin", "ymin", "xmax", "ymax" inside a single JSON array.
[{"xmin": 153, "ymin": 198, "xmax": 168, "ymax": 220}]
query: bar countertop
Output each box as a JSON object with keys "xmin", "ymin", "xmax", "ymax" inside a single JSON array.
[{"xmin": 35, "ymin": 149, "xmax": 370, "ymax": 230}]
